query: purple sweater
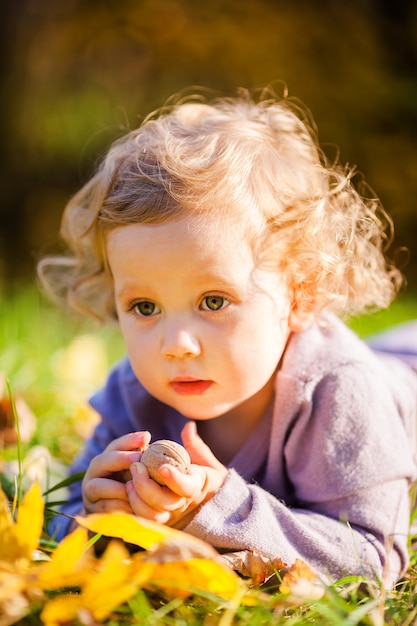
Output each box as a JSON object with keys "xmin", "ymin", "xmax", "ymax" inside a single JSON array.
[{"xmin": 49, "ymin": 313, "xmax": 417, "ymax": 584}]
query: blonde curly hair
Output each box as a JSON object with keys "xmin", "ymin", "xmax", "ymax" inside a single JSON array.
[{"xmin": 38, "ymin": 88, "xmax": 402, "ymax": 323}]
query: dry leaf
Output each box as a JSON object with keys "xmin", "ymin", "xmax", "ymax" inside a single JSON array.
[
  {"xmin": 220, "ymin": 549, "xmax": 287, "ymax": 585},
  {"xmin": 280, "ymin": 558, "xmax": 324, "ymax": 600}
]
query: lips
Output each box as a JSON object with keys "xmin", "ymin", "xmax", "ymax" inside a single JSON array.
[{"xmin": 170, "ymin": 378, "xmax": 213, "ymax": 396}]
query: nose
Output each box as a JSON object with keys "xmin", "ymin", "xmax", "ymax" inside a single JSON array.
[{"xmin": 160, "ymin": 323, "xmax": 201, "ymax": 359}]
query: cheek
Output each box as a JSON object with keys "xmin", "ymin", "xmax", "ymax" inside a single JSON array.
[
  {"xmin": 123, "ymin": 334, "xmax": 161, "ymax": 391},
  {"xmin": 243, "ymin": 296, "xmax": 291, "ymax": 342},
  {"xmin": 224, "ymin": 316, "xmax": 287, "ymax": 373},
  {"xmin": 118, "ymin": 318, "xmax": 135, "ymax": 349},
  {"xmin": 118, "ymin": 320, "xmax": 155, "ymax": 368},
  {"xmin": 250, "ymin": 316, "xmax": 289, "ymax": 367}
]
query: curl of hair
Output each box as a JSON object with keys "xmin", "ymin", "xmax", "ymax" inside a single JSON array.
[{"xmin": 38, "ymin": 87, "xmax": 403, "ymax": 323}]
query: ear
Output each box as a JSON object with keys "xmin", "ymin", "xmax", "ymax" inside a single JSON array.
[{"xmin": 288, "ymin": 301, "xmax": 315, "ymax": 333}]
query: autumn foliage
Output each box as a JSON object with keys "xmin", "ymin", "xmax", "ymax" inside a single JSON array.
[{"xmin": 0, "ymin": 482, "xmax": 322, "ymax": 625}]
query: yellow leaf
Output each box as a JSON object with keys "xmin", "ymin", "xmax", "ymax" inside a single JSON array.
[
  {"xmin": 41, "ymin": 595, "xmax": 82, "ymax": 626},
  {"xmin": 0, "ymin": 483, "xmax": 43, "ymax": 562},
  {"xmin": 41, "ymin": 540, "xmax": 143, "ymax": 625},
  {"xmin": 76, "ymin": 511, "xmax": 216, "ymax": 555},
  {"xmin": 82, "ymin": 540, "xmax": 140, "ymax": 621},
  {"xmin": 37, "ymin": 527, "xmax": 92, "ymax": 590},
  {"xmin": 0, "ymin": 488, "xmax": 14, "ymax": 561},
  {"xmin": 76, "ymin": 511, "xmax": 247, "ymax": 603},
  {"xmin": 142, "ymin": 557, "xmax": 243, "ymax": 600},
  {"xmin": 14, "ymin": 483, "xmax": 44, "ymax": 559}
]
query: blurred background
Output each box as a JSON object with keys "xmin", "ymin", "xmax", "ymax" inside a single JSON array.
[
  {"xmin": 1, "ymin": 0, "xmax": 416, "ymax": 294},
  {"xmin": 0, "ymin": 0, "xmax": 417, "ymax": 478}
]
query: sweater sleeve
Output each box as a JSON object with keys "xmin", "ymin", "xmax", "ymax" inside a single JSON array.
[
  {"xmin": 185, "ymin": 360, "xmax": 417, "ymax": 585},
  {"xmin": 185, "ymin": 470, "xmax": 409, "ymax": 585}
]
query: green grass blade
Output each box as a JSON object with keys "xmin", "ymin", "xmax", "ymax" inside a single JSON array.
[{"xmin": 42, "ymin": 470, "xmax": 86, "ymax": 496}]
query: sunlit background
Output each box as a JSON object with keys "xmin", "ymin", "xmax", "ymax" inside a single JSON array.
[
  {"xmin": 0, "ymin": 0, "xmax": 417, "ymax": 554},
  {"xmin": 1, "ymin": 5, "xmax": 417, "ymax": 620},
  {"xmin": 1, "ymin": 0, "xmax": 416, "ymax": 293}
]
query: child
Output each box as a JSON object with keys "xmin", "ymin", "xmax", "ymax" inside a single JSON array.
[{"xmin": 39, "ymin": 88, "xmax": 417, "ymax": 586}]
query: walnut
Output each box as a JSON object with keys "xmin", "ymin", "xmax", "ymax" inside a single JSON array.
[{"xmin": 140, "ymin": 440, "xmax": 191, "ymax": 485}]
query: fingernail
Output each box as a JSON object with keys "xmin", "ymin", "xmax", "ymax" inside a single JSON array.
[{"xmin": 130, "ymin": 462, "xmax": 139, "ymax": 477}]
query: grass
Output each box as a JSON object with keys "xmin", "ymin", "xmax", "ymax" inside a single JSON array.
[{"xmin": 1, "ymin": 285, "xmax": 417, "ymax": 625}]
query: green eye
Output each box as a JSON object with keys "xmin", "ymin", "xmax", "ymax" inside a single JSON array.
[
  {"xmin": 201, "ymin": 296, "xmax": 228, "ymax": 311},
  {"xmin": 134, "ymin": 301, "xmax": 159, "ymax": 316}
]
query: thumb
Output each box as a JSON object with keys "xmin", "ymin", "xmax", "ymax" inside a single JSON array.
[{"xmin": 181, "ymin": 421, "xmax": 225, "ymax": 471}]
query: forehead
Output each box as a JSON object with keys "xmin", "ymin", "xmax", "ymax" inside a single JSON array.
[
  {"xmin": 105, "ymin": 215, "xmax": 256, "ymax": 277},
  {"xmin": 105, "ymin": 216, "xmax": 250, "ymax": 255}
]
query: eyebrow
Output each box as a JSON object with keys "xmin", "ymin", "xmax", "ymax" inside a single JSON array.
[{"xmin": 115, "ymin": 273, "xmax": 243, "ymax": 298}]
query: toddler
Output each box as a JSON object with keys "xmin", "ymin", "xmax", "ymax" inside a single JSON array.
[{"xmin": 39, "ymin": 88, "xmax": 417, "ymax": 585}]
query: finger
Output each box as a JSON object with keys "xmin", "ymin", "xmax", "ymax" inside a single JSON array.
[
  {"xmin": 181, "ymin": 421, "xmax": 225, "ymax": 471},
  {"xmin": 129, "ymin": 462, "xmax": 187, "ymax": 511},
  {"xmin": 87, "ymin": 449, "xmax": 142, "ymax": 478},
  {"xmin": 85, "ymin": 498, "xmax": 133, "ymax": 515},
  {"xmin": 83, "ymin": 476, "xmax": 130, "ymax": 507},
  {"xmin": 126, "ymin": 480, "xmax": 171, "ymax": 524},
  {"xmin": 104, "ymin": 431, "xmax": 151, "ymax": 453},
  {"xmin": 158, "ymin": 463, "xmax": 206, "ymax": 498}
]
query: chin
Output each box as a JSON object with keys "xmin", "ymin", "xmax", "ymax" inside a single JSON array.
[
  {"xmin": 172, "ymin": 401, "xmax": 236, "ymax": 421},
  {"xmin": 151, "ymin": 388, "xmax": 236, "ymax": 420},
  {"xmin": 175, "ymin": 407, "xmax": 220, "ymax": 420}
]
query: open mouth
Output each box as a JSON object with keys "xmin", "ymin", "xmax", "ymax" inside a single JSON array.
[{"xmin": 170, "ymin": 379, "xmax": 213, "ymax": 396}]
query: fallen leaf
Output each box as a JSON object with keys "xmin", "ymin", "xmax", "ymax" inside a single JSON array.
[
  {"xmin": 37, "ymin": 526, "xmax": 93, "ymax": 590},
  {"xmin": 77, "ymin": 512, "xmax": 246, "ymax": 602},
  {"xmin": 280, "ymin": 558, "xmax": 324, "ymax": 600},
  {"xmin": 40, "ymin": 595, "xmax": 83, "ymax": 626},
  {"xmin": 78, "ymin": 540, "xmax": 140, "ymax": 620},
  {"xmin": 0, "ymin": 483, "xmax": 43, "ymax": 562},
  {"xmin": 76, "ymin": 511, "xmax": 218, "ymax": 557},
  {"xmin": 141, "ymin": 556, "xmax": 243, "ymax": 600},
  {"xmin": 41, "ymin": 540, "xmax": 145, "ymax": 625},
  {"xmin": 219, "ymin": 549, "xmax": 287, "ymax": 585}
]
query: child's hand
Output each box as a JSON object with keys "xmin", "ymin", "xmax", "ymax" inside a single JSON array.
[
  {"xmin": 125, "ymin": 421, "xmax": 228, "ymax": 529},
  {"xmin": 81, "ymin": 430, "xmax": 151, "ymax": 515}
]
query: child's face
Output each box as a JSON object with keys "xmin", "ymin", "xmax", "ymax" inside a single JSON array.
[{"xmin": 106, "ymin": 217, "xmax": 311, "ymax": 425}]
